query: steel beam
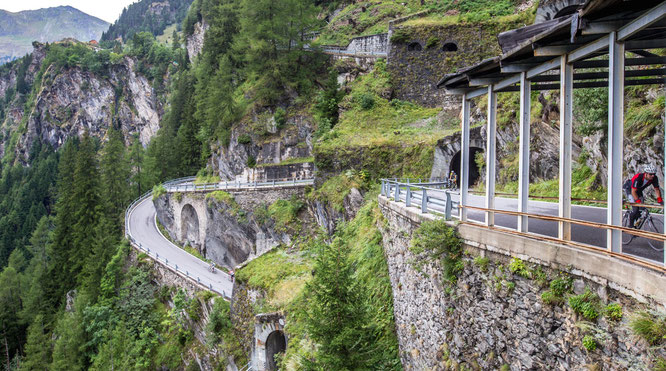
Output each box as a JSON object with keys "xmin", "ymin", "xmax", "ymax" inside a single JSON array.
[
  {"xmin": 518, "ymin": 72, "xmax": 531, "ymax": 232},
  {"xmin": 534, "ymin": 44, "xmax": 579, "ymax": 56},
  {"xmin": 608, "ymin": 32, "xmax": 624, "ymax": 253},
  {"xmin": 493, "ymin": 74, "xmax": 521, "ymax": 92},
  {"xmin": 568, "ymin": 36, "xmax": 609, "ymax": 63},
  {"xmin": 617, "ymin": 2, "xmax": 666, "ymax": 41},
  {"xmin": 486, "ymin": 85, "xmax": 497, "ymax": 227},
  {"xmin": 559, "ymin": 54, "xmax": 573, "ymax": 240},
  {"xmin": 527, "ymin": 57, "xmax": 562, "ymax": 79},
  {"xmin": 466, "ymin": 87, "xmax": 488, "ymax": 99},
  {"xmin": 460, "ymin": 95, "xmax": 471, "ymax": 222}
]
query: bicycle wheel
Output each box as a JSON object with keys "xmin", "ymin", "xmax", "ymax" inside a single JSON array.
[
  {"xmin": 622, "ymin": 211, "xmax": 636, "ymax": 245},
  {"xmin": 643, "ymin": 216, "xmax": 664, "ymax": 251}
]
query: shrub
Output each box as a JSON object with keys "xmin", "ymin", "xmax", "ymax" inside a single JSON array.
[
  {"xmin": 152, "ymin": 184, "xmax": 166, "ymax": 200},
  {"xmin": 630, "ymin": 311, "xmax": 666, "ymax": 345},
  {"xmin": 568, "ymin": 289, "xmax": 601, "ymax": 321},
  {"xmin": 604, "ymin": 303, "xmax": 623, "ymax": 321},
  {"xmin": 473, "ymin": 256, "xmax": 489, "ymax": 272},
  {"xmin": 274, "ymin": 108, "xmax": 287, "ymax": 129},
  {"xmin": 582, "ymin": 335, "xmax": 597, "ymax": 352},
  {"xmin": 246, "ymin": 155, "xmax": 256, "ymax": 168},
  {"xmin": 550, "ymin": 277, "xmax": 573, "ymax": 296},
  {"xmin": 410, "ymin": 219, "xmax": 463, "ymax": 283},
  {"xmin": 508, "ymin": 257, "xmax": 531, "ymax": 278},
  {"xmin": 355, "ymin": 92, "xmax": 375, "ymax": 110},
  {"xmin": 237, "ymin": 134, "xmax": 251, "ymax": 145},
  {"xmin": 541, "ymin": 290, "xmax": 563, "ymax": 305}
]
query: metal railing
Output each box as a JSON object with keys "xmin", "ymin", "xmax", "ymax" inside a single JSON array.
[
  {"xmin": 124, "ymin": 176, "xmax": 316, "ymax": 299},
  {"xmin": 381, "ymin": 178, "xmax": 458, "ymax": 220},
  {"xmin": 164, "ymin": 177, "xmax": 314, "ymax": 193},
  {"xmin": 381, "ymin": 179, "xmax": 666, "ymax": 271}
]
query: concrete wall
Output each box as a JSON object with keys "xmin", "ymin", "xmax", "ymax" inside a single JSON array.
[
  {"xmin": 378, "ymin": 195, "xmax": 666, "ymax": 369},
  {"xmin": 345, "ymin": 33, "xmax": 388, "ymax": 55}
]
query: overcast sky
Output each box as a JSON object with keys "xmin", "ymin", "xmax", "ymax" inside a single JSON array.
[{"xmin": 1, "ymin": 1, "xmax": 139, "ymax": 23}]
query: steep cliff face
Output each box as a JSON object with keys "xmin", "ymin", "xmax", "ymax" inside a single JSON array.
[
  {"xmin": 187, "ymin": 19, "xmax": 209, "ymax": 61},
  {"xmin": 1, "ymin": 43, "xmax": 163, "ymax": 161}
]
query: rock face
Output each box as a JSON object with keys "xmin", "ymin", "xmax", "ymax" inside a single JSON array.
[
  {"xmin": 1, "ymin": 43, "xmax": 162, "ymax": 161},
  {"xmin": 155, "ymin": 187, "xmax": 310, "ymax": 269},
  {"xmin": 211, "ymin": 114, "xmax": 314, "ymax": 181},
  {"xmin": 378, "ymin": 199, "xmax": 664, "ymax": 370},
  {"xmin": 187, "ymin": 19, "xmax": 209, "ymax": 61}
]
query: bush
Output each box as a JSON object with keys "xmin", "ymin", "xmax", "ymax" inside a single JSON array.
[
  {"xmin": 274, "ymin": 108, "xmax": 287, "ymax": 130},
  {"xmin": 550, "ymin": 277, "xmax": 573, "ymax": 296},
  {"xmin": 604, "ymin": 303, "xmax": 623, "ymax": 321},
  {"xmin": 390, "ymin": 29, "xmax": 410, "ymax": 44},
  {"xmin": 355, "ymin": 93, "xmax": 375, "ymax": 110},
  {"xmin": 237, "ymin": 134, "xmax": 251, "ymax": 145},
  {"xmin": 246, "ymin": 155, "xmax": 256, "ymax": 168},
  {"xmin": 541, "ymin": 290, "xmax": 563, "ymax": 305},
  {"xmin": 582, "ymin": 335, "xmax": 597, "ymax": 352},
  {"xmin": 508, "ymin": 257, "xmax": 531, "ymax": 278},
  {"xmin": 410, "ymin": 219, "xmax": 463, "ymax": 283},
  {"xmin": 568, "ymin": 289, "xmax": 601, "ymax": 321},
  {"xmin": 152, "ymin": 184, "xmax": 166, "ymax": 200}
]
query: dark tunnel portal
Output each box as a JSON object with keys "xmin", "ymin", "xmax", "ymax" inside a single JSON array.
[{"xmin": 450, "ymin": 147, "xmax": 483, "ymax": 187}]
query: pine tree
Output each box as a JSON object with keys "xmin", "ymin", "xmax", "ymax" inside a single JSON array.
[
  {"xmin": 99, "ymin": 126, "xmax": 130, "ymax": 225},
  {"xmin": 20, "ymin": 315, "xmax": 51, "ymax": 370},
  {"xmin": 128, "ymin": 135, "xmax": 146, "ymax": 198},
  {"xmin": 304, "ymin": 238, "xmax": 373, "ymax": 369}
]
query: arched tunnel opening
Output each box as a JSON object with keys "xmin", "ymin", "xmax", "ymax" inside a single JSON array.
[
  {"xmin": 181, "ymin": 204, "xmax": 200, "ymax": 246},
  {"xmin": 265, "ymin": 330, "xmax": 287, "ymax": 370},
  {"xmin": 450, "ymin": 147, "xmax": 484, "ymax": 187}
]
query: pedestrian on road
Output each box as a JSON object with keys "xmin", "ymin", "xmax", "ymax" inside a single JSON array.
[
  {"xmin": 623, "ymin": 164, "xmax": 663, "ymax": 227},
  {"xmin": 230, "ymin": 270, "xmax": 235, "ymax": 282}
]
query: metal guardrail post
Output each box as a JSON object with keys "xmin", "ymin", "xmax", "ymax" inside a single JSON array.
[
  {"xmin": 406, "ymin": 185, "xmax": 412, "ymax": 207},
  {"xmin": 381, "ymin": 180, "xmax": 386, "ymax": 197},
  {"xmin": 421, "ymin": 188, "xmax": 427, "ymax": 213},
  {"xmin": 445, "ymin": 192, "xmax": 452, "ymax": 220},
  {"xmin": 394, "ymin": 183, "xmax": 400, "ymax": 202}
]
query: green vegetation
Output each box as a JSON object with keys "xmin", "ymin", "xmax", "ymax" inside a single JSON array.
[
  {"xmin": 101, "ymin": 0, "xmax": 193, "ymax": 42},
  {"xmin": 604, "ymin": 303, "xmax": 623, "ymax": 322},
  {"xmin": 309, "ymin": 170, "xmax": 368, "ymax": 212},
  {"xmin": 473, "ymin": 256, "xmax": 489, "ymax": 272},
  {"xmin": 268, "ymin": 197, "xmax": 305, "ymax": 233},
  {"xmin": 152, "ymin": 184, "xmax": 167, "ymax": 200},
  {"xmin": 568, "ymin": 289, "xmax": 602, "ymax": 321},
  {"xmin": 582, "ymin": 335, "xmax": 597, "ymax": 352},
  {"xmin": 410, "ymin": 219, "xmax": 464, "ymax": 284},
  {"xmin": 630, "ymin": 311, "xmax": 666, "ymax": 345},
  {"xmin": 540, "ymin": 276, "xmax": 573, "ymax": 305},
  {"xmin": 508, "ymin": 257, "xmax": 531, "ymax": 279}
]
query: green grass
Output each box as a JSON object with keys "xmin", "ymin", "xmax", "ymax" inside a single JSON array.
[
  {"xmin": 205, "ymin": 190, "xmax": 236, "ymax": 205},
  {"xmin": 268, "ymin": 197, "xmax": 304, "ymax": 233},
  {"xmin": 309, "ymin": 172, "xmax": 366, "ymax": 212},
  {"xmin": 256, "ymin": 156, "xmax": 314, "ymax": 167}
]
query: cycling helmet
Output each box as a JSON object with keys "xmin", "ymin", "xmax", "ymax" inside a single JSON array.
[{"xmin": 644, "ymin": 164, "xmax": 658, "ymax": 174}]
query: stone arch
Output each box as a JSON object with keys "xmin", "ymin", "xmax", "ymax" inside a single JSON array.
[
  {"xmin": 407, "ymin": 42, "xmax": 422, "ymax": 51},
  {"xmin": 265, "ymin": 330, "xmax": 287, "ymax": 370},
  {"xmin": 450, "ymin": 147, "xmax": 484, "ymax": 187},
  {"xmin": 535, "ymin": 0, "xmax": 585, "ymax": 23},
  {"xmin": 181, "ymin": 204, "xmax": 200, "ymax": 246},
  {"xmin": 442, "ymin": 42, "xmax": 458, "ymax": 52}
]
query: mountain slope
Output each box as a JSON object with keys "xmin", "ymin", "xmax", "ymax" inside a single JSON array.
[
  {"xmin": 0, "ymin": 6, "xmax": 109, "ymax": 63},
  {"xmin": 101, "ymin": 0, "xmax": 193, "ymax": 42}
]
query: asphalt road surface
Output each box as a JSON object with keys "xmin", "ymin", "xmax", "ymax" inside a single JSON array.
[
  {"xmin": 127, "ymin": 196, "xmax": 234, "ymax": 297},
  {"xmin": 455, "ymin": 193, "xmax": 665, "ymax": 264}
]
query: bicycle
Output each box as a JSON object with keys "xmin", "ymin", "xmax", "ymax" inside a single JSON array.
[{"xmin": 622, "ymin": 204, "xmax": 664, "ymax": 251}]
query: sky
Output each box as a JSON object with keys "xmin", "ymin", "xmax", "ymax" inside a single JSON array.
[{"xmin": 1, "ymin": 1, "xmax": 139, "ymax": 23}]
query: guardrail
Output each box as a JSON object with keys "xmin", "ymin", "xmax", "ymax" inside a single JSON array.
[
  {"xmin": 381, "ymin": 179, "xmax": 666, "ymax": 271},
  {"xmin": 124, "ymin": 177, "xmax": 316, "ymax": 299},
  {"xmin": 164, "ymin": 178, "xmax": 315, "ymax": 193},
  {"xmin": 381, "ymin": 178, "xmax": 458, "ymax": 220}
]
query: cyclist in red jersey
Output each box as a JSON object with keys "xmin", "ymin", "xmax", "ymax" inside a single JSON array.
[{"xmin": 623, "ymin": 164, "xmax": 663, "ymax": 227}]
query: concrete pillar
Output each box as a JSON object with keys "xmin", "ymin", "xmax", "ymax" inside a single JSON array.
[
  {"xmin": 518, "ymin": 72, "xmax": 531, "ymax": 232},
  {"xmin": 607, "ymin": 31, "xmax": 625, "ymax": 253},
  {"xmin": 559, "ymin": 54, "xmax": 573, "ymax": 240},
  {"xmin": 460, "ymin": 95, "xmax": 471, "ymax": 221},
  {"xmin": 486, "ymin": 85, "xmax": 497, "ymax": 226}
]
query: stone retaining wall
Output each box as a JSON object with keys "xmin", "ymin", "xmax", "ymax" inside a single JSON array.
[{"xmin": 378, "ymin": 196, "xmax": 666, "ymax": 370}]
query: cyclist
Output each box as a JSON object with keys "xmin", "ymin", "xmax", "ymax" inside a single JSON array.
[
  {"xmin": 623, "ymin": 164, "xmax": 663, "ymax": 228},
  {"xmin": 448, "ymin": 170, "xmax": 457, "ymax": 189}
]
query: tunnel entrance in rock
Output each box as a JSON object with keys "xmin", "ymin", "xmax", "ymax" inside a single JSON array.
[
  {"xmin": 265, "ymin": 330, "xmax": 286, "ymax": 370},
  {"xmin": 450, "ymin": 147, "xmax": 483, "ymax": 187},
  {"xmin": 181, "ymin": 204, "xmax": 199, "ymax": 246}
]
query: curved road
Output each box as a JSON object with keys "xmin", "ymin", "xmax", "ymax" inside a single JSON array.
[{"xmin": 128, "ymin": 195, "xmax": 234, "ymax": 297}]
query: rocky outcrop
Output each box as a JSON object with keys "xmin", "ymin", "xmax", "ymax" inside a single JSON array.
[
  {"xmin": 187, "ymin": 19, "xmax": 209, "ymax": 61},
  {"xmin": 2, "ymin": 43, "xmax": 163, "ymax": 162},
  {"xmin": 211, "ymin": 114, "xmax": 314, "ymax": 181}
]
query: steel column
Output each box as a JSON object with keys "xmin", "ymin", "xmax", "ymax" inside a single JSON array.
[
  {"xmin": 460, "ymin": 95, "xmax": 471, "ymax": 221},
  {"xmin": 486, "ymin": 85, "xmax": 497, "ymax": 226},
  {"xmin": 607, "ymin": 32, "xmax": 625, "ymax": 253},
  {"xmin": 518, "ymin": 71, "xmax": 531, "ymax": 232},
  {"xmin": 559, "ymin": 55, "xmax": 573, "ymax": 240}
]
